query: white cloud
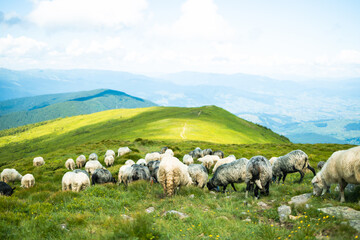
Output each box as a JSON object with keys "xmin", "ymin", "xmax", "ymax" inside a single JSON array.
[
  {"xmin": 338, "ymin": 50, "xmax": 360, "ymax": 64},
  {"xmin": 28, "ymin": 0, "xmax": 148, "ymax": 29},
  {"xmin": 65, "ymin": 37, "xmax": 124, "ymax": 56},
  {"xmin": 0, "ymin": 34, "xmax": 47, "ymax": 56}
]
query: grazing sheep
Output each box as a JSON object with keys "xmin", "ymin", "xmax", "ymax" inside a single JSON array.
[
  {"xmin": 207, "ymin": 158, "xmax": 248, "ymax": 193},
  {"xmin": 89, "ymin": 153, "xmax": 98, "ymax": 161},
  {"xmin": 65, "ymin": 158, "xmax": 75, "ymax": 170},
  {"xmin": 105, "ymin": 149, "xmax": 116, "ymax": 158},
  {"xmin": 125, "ymin": 159, "xmax": 135, "ymax": 166},
  {"xmin": 104, "ymin": 155, "xmax": 115, "ymax": 167},
  {"xmin": 73, "ymin": 169, "xmax": 90, "ymax": 177},
  {"xmin": 202, "ymin": 148, "xmax": 213, "ymax": 157},
  {"xmin": 312, "ymin": 146, "xmax": 360, "ymax": 202},
  {"xmin": 157, "ymin": 156, "xmax": 193, "ymax": 196},
  {"xmin": 150, "ymin": 166, "xmax": 159, "ymax": 183},
  {"xmin": 118, "ymin": 165, "xmax": 131, "ymax": 184},
  {"xmin": 213, "ymin": 150, "xmax": 224, "ymax": 159},
  {"xmin": 72, "ymin": 172, "xmax": 90, "ymax": 192},
  {"xmin": 183, "ymin": 154, "xmax": 194, "ymax": 166},
  {"xmin": 76, "ymin": 155, "xmax": 87, "ymax": 168},
  {"xmin": 145, "ymin": 152, "xmax": 161, "ymax": 163},
  {"xmin": 136, "ymin": 159, "xmax": 147, "ymax": 166},
  {"xmin": 122, "ymin": 164, "xmax": 151, "ymax": 186},
  {"xmin": 0, "ymin": 169, "xmax": 22, "ymax": 184},
  {"xmin": 92, "ymin": 168, "xmax": 115, "ymax": 185},
  {"xmin": 198, "ymin": 155, "xmax": 220, "ymax": 171},
  {"xmin": 85, "ymin": 160, "xmax": 103, "ymax": 174},
  {"xmin": 0, "ymin": 182, "xmax": 15, "ymax": 196},
  {"xmin": 147, "ymin": 160, "xmax": 160, "ymax": 173},
  {"xmin": 212, "ymin": 155, "xmax": 237, "ymax": 172},
  {"xmin": 317, "ymin": 161, "xmax": 325, "ymax": 170},
  {"xmin": 188, "ymin": 164, "xmax": 208, "ymax": 188},
  {"xmin": 117, "ymin": 147, "xmax": 132, "ymax": 157},
  {"xmin": 245, "ymin": 156, "xmax": 272, "ymax": 199},
  {"xmin": 161, "ymin": 147, "xmax": 168, "ymax": 154},
  {"xmin": 269, "ymin": 157, "xmax": 278, "ymax": 165},
  {"xmin": 272, "ymin": 150, "xmax": 316, "ymax": 184},
  {"xmin": 62, "ymin": 172, "xmax": 76, "ymax": 191},
  {"xmin": 21, "ymin": 174, "xmax": 35, "ymax": 188},
  {"xmin": 189, "ymin": 147, "xmax": 203, "ymax": 159},
  {"xmin": 33, "ymin": 157, "xmax": 45, "ymax": 166}
]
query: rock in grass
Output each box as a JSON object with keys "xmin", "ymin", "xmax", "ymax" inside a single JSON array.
[
  {"xmin": 162, "ymin": 210, "xmax": 189, "ymax": 219},
  {"xmin": 146, "ymin": 207, "xmax": 155, "ymax": 213},
  {"xmin": 319, "ymin": 206, "xmax": 360, "ymax": 232},
  {"xmin": 257, "ymin": 201, "xmax": 270, "ymax": 209},
  {"xmin": 121, "ymin": 214, "xmax": 133, "ymax": 221},
  {"xmin": 288, "ymin": 193, "xmax": 312, "ymax": 206},
  {"xmin": 278, "ymin": 205, "xmax": 291, "ymax": 223}
]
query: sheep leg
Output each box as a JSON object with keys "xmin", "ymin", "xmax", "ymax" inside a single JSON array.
[
  {"xmin": 297, "ymin": 171, "xmax": 305, "ymax": 183},
  {"xmin": 231, "ymin": 183, "xmax": 237, "ymax": 192},
  {"xmin": 254, "ymin": 185, "xmax": 259, "ymax": 199},
  {"xmin": 222, "ymin": 185, "xmax": 227, "ymax": 193},
  {"xmin": 277, "ymin": 174, "xmax": 282, "ymax": 184},
  {"xmin": 339, "ymin": 180, "xmax": 347, "ymax": 203},
  {"xmin": 282, "ymin": 173, "xmax": 287, "ymax": 184},
  {"xmin": 307, "ymin": 165, "xmax": 316, "ymax": 176},
  {"xmin": 245, "ymin": 182, "xmax": 252, "ymax": 198},
  {"xmin": 264, "ymin": 181, "xmax": 270, "ymax": 196}
]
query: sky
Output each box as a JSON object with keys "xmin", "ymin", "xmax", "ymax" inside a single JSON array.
[{"xmin": 0, "ymin": 0, "xmax": 360, "ymax": 80}]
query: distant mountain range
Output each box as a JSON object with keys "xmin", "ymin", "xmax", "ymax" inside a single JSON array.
[
  {"xmin": 0, "ymin": 88, "xmax": 156, "ymax": 130},
  {"xmin": 1, "ymin": 68, "xmax": 359, "ymax": 144}
]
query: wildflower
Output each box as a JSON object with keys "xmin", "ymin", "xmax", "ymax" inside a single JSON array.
[
  {"xmin": 307, "ymin": 224, "xmax": 310, "ymax": 227},
  {"xmin": 271, "ymin": 224, "xmax": 274, "ymax": 227},
  {"xmin": 180, "ymin": 229, "xmax": 182, "ymax": 232},
  {"xmin": 217, "ymin": 235, "xmax": 219, "ymax": 238},
  {"xmin": 288, "ymin": 235, "xmax": 291, "ymax": 238},
  {"xmin": 209, "ymin": 235, "xmax": 213, "ymax": 237},
  {"xmin": 300, "ymin": 220, "xmax": 303, "ymax": 223},
  {"xmin": 355, "ymin": 236, "xmax": 358, "ymax": 239},
  {"xmin": 298, "ymin": 226, "xmax": 301, "ymax": 229}
]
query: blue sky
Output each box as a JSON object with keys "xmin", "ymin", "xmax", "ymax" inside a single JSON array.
[{"xmin": 0, "ymin": 0, "xmax": 359, "ymax": 79}]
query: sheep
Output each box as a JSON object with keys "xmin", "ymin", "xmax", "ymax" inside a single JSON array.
[
  {"xmin": 136, "ymin": 159, "xmax": 147, "ymax": 166},
  {"xmin": 145, "ymin": 152, "xmax": 161, "ymax": 163},
  {"xmin": 125, "ymin": 159, "xmax": 135, "ymax": 166},
  {"xmin": 0, "ymin": 169, "xmax": 22, "ymax": 184},
  {"xmin": 72, "ymin": 172, "xmax": 90, "ymax": 192},
  {"xmin": 317, "ymin": 161, "xmax": 325, "ymax": 170},
  {"xmin": 73, "ymin": 169, "xmax": 90, "ymax": 177},
  {"xmin": 207, "ymin": 158, "xmax": 248, "ymax": 193},
  {"xmin": 161, "ymin": 147, "xmax": 168, "ymax": 153},
  {"xmin": 188, "ymin": 164, "xmax": 208, "ymax": 188},
  {"xmin": 104, "ymin": 155, "xmax": 115, "ymax": 167},
  {"xmin": 272, "ymin": 150, "xmax": 316, "ymax": 184},
  {"xmin": 92, "ymin": 168, "xmax": 115, "ymax": 185},
  {"xmin": 33, "ymin": 157, "xmax": 45, "ymax": 166},
  {"xmin": 312, "ymin": 146, "xmax": 360, "ymax": 202},
  {"xmin": 157, "ymin": 156, "xmax": 193, "ymax": 196},
  {"xmin": 147, "ymin": 160, "xmax": 160, "ymax": 173},
  {"xmin": 89, "ymin": 153, "xmax": 98, "ymax": 161},
  {"xmin": 212, "ymin": 155, "xmax": 237, "ymax": 172},
  {"xmin": 198, "ymin": 155, "xmax": 220, "ymax": 171},
  {"xmin": 62, "ymin": 172, "xmax": 76, "ymax": 191},
  {"xmin": 117, "ymin": 147, "xmax": 132, "ymax": 157},
  {"xmin": 189, "ymin": 147, "xmax": 203, "ymax": 159},
  {"xmin": 76, "ymin": 155, "xmax": 87, "ymax": 168},
  {"xmin": 105, "ymin": 149, "xmax": 116, "ymax": 158},
  {"xmin": 0, "ymin": 181, "xmax": 15, "ymax": 196},
  {"xmin": 151, "ymin": 166, "xmax": 159, "ymax": 183},
  {"xmin": 183, "ymin": 154, "xmax": 194, "ymax": 165},
  {"xmin": 122, "ymin": 164, "xmax": 151, "ymax": 186},
  {"xmin": 65, "ymin": 158, "xmax": 75, "ymax": 170},
  {"xmin": 213, "ymin": 150, "xmax": 224, "ymax": 159},
  {"xmin": 85, "ymin": 160, "xmax": 104, "ymax": 174},
  {"xmin": 269, "ymin": 157, "xmax": 278, "ymax": 165},
  {"xmin": 21, "ymin": 174, "xmax": 35, "ymax": 188},
  {"xmin": 245, "ymin": 156, "xmax": 272, "ymax": 199},
  {"xmin": 202, "ymin": 148, "xmax": 213, "ymax": 157},
  {"xmin": 118, "ymin": 165, "xmax": 131, "ymax": 184}
]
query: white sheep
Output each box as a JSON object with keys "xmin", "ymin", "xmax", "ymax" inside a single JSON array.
[
  {"xmin": 76, "ymin": 155, "xmax": 86, "ymax": 168},
  {"xmin": 104, "ymin": 155, "xmax": 115, "ymax": 167},
  {"xmin": 85, "ymin": 160, "xmax": 104, "ymax": 174},
  {"xmin": 21, "ymin": 174, "xmax": 35, "ymax": 188},
  {"xmin": 118, "ymin": 147, "xmax": 132, "ymax": 157},
  {"xmin": 157, "ymin": 156, "xmax": 193, "ymax": 196},
  {"xmin": 269, "ymin": 157, "xmax": 278, "ymax": 165},
  {"xmin": 145, "ymin": 152, "xmax": 161, "ymax": 163},
  {"xmin": 136, "ymin": 159, "xmax": 147, "ymax": 166},
  {"xmin": 62, "ymin": 172, "xmax": 76, "ymax": 191},
  {"xmin": 105, "ymin": 149, "xmax": 116, "ymax": 158},
  {"xmin": 212, "ymin": 155, "xmax": 237, "ymax": 172},
  {"xmin": 118, "ymin": 165, "xmax": 132, "ymax": 184},
  {"xmin": 183, "ymin": 154, "xmax": 194, "ymax": 166},
  {"xmin": 72, "ymin": 172, "xmax": 90, "ymax": 192},
  {"xmin": 312, "ymin": 146, "xmax": 360, "ymax": 202},
  {"xmin": 65, "ymin": 158, "xmax": 76, "ymax": 170},
  {"xmin": 198, "ymin": 155, "xmax": 220, "ymax": 171},
  {"xmin": 188, "ymin": 164, "xmax": 208, "ymax": 188},
  {"xmin": 0, "ymin": 169, "xmax": 23, "ymax": 184},
  {"xmin": 125, "ymin": 159, "xmax": 135, "ymax": 166},
  {"xmin": 33, "ymin": 157, "xmax": 45, "ymax": 166}
]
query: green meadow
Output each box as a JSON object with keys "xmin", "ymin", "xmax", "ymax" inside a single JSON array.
[{"xmin": 0, "ymin": 106, "xmax": 359, "ymax": 239}]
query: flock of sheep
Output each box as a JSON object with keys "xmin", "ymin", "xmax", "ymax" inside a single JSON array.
[{"xmin": 1, "ymin": 145, "xmax": 359, "ymax": 203}]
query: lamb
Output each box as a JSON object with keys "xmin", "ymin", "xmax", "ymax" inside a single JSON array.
[
  {"xmin": 105, "ymin": 149, "xmax": 116, "ymax": 158},
  {"xmin": 21, "ymin": 174, "xmax": 35, "ymax": 188},
  {"xmin": 0, "ymin": 181, "xmax": 15, "ymax": 196},
  {"xmin": 245, "ymin": 156, "xmax": 272, "ymax": 199},
  {"xmin": 157, "ymin": 156, "xmax": 193, "ymax": 196},
  {"xmin": 136, "ymin": 159, "xmax": 147, "ymax": 166},
  {"xmin": 89, "ymin": 153, "xmax": 98, "ymax": 161},
  {"xmin": 188, "ymin": 164, "xmax": 208, "ymax": 188},
  {"xmin": 207, "ymin": 158, "xmax": 248, "ymax": 193},
  {"xmin": 104, "ymin": 155, "xmax": 115, "ymax": 167},
  {"xmin": 212, "ymin": 155, "xmax": 237, "ymax": 172},
  {"xmin": 85, "ymin": 160, "xmax": 104, "ymax": 174},
  {"xmin": 76, "ymin": 155, "xmax": 86, "ymax": 168},
  {"xmin": 65, "ymin": 158, "xmax": 75, "ymax": 170},
  {"xmin": 0, "ymin": 169, "xmax": 22, "ymax": 184},
  {"xmin": 272, "ymin": 150, "xmax": 316, "ymax": 184},
  {"xmin": 312, "ymin": 146, "xmax": 360, "ymax": 202},
  {"xmin": 198, "ymin": 155, "xmax": 220, "ymax": 171},
  {"xmin": 213, "ymin": 150, "xmax": 224, "ymax": 159},
  {"xmin": 33, "ymin": 157, "xmax": 45, "ymax": 166},
  {"xmin": 118, "ymin": 147, "xmax": 132, "ymax": 157},
  {"xmin": 189, "ymin": 147, "xmax": 203, "ymax": 159},
  {"xmin": 122, "ymin": 164, "xmax": 151, "ymax": 186},
  {"xmin": 118, "ymin": 165, "xmax": 131, "ymax": 184},
  {"xmin": 269, "ymin": 157, "xmax": 278, "ymax": 165},
  {"xmin": 73, "ymin": 169, "xmax": 90, "ymax": 177},
  {"xmin": 62, "ymin": 172, "xmax": 76, "ymax": 191},
  {"xmin": 125, "ymin": 159, "xmax": 135, "ymax": 166},
  {"xmin": 91, "ymin": 168, "xmax": 115, "ymax": 185},
  {"xmin": 72, "ymin": 172, "xmax": 90, "ymax": 192},
  {"xmin": 317, "ymin": 161, "xmax": 325, "ymax": 170},
  {"xmin": 145, "ymin": 152, "xmax": 161, "ymax": 163},
  {"xmin": 183, "ymin": 154, "xmax": 194, "ymax": 165},
  {"xmin": 202, "ymin": 148, "xmax": 213, "ymax": 157}
]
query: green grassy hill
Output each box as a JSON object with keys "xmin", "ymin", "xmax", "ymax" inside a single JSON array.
[{"xmin": 0, "ymin": 89, "xmax": 157, "ymax": 130}]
